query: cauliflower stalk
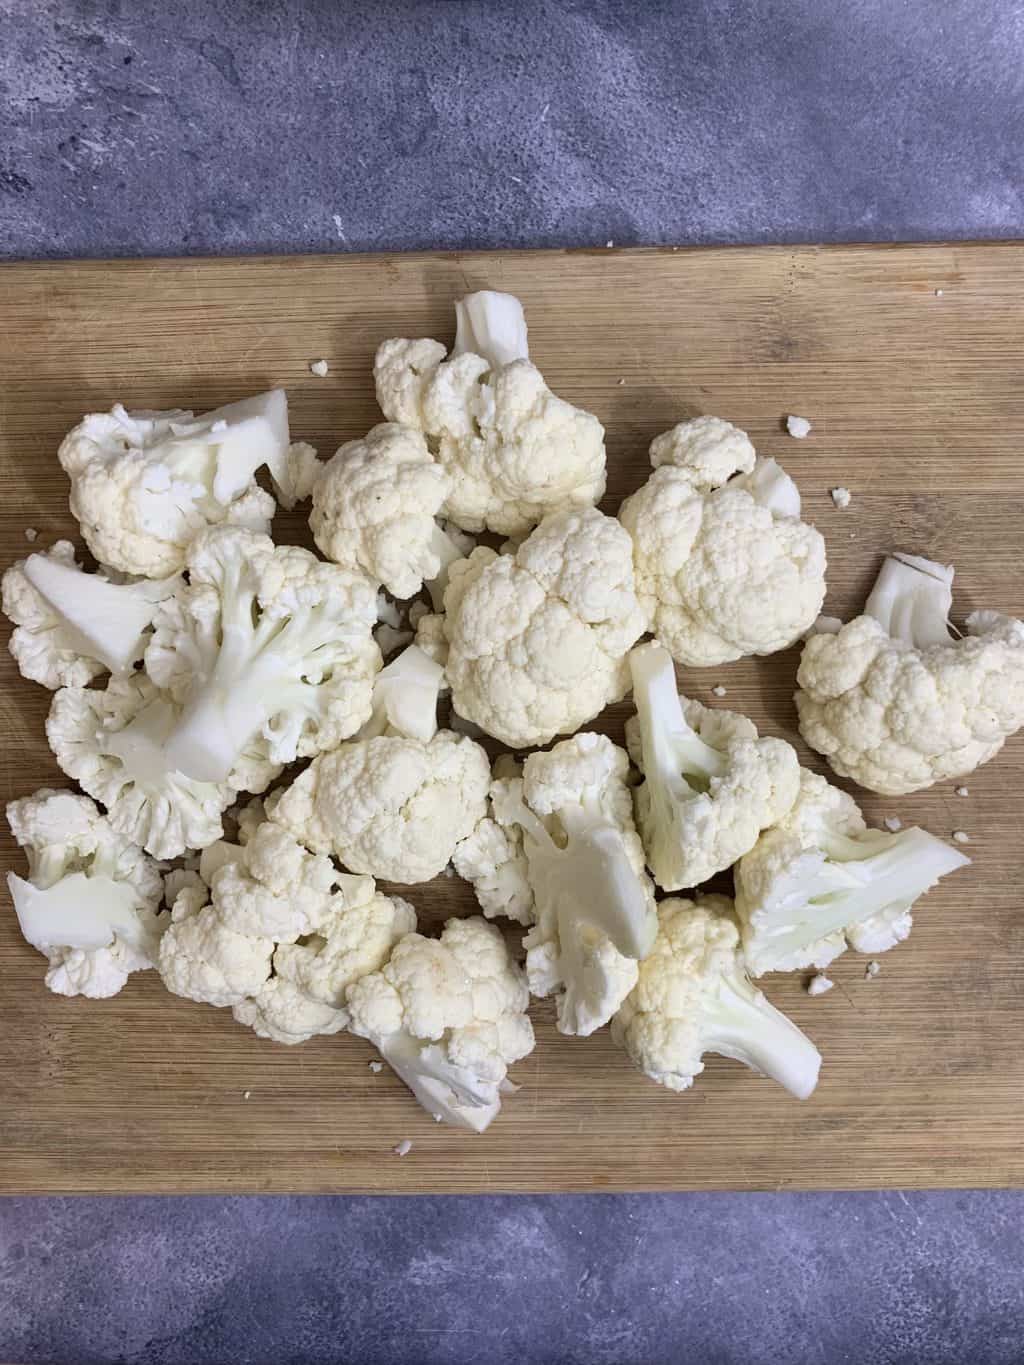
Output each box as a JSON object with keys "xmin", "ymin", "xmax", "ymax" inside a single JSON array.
[
  {"xmin": 2, "ymin": 541, "xmax": 179, "ymax": 688},
  {"xmin": 58, "ymin": 390, "xmax": 290, "ymax": 576},
  {"xmin": 612, "ymin": 894, "xmax": 821, "ymax": 1099},
  {"xmin": 346, "ymin": 916, "xmax": 534, "ymax": 1131},
  {"xmin": 619, "ymin": 416, "xmax": 826, "ymax": 665},
  {"xmin": 627, "ymin": 644, "xmax": 800, "ymax": 890},
  {"xmin": 374, "ymin": 291, "xmax": 605, "ymax": 536},
  {"xmin": 735, "ymin": 770, "xmax": 971, "ymax": 974},
  {"xmin": 796, "ymin": 552, "xmax": 1024, "ymax": 793},
  {"xmin": 145, "ymin": 525, "xmax": 380, "ymax": 784},
  {"xmin": 6, "ymin": 788, "xmax": 165, "ymax": 997}
]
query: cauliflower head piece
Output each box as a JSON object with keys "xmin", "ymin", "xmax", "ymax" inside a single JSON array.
[
  {"xmin": 620, "ymin": 417, "xmax": 826, "ymax": 665},
  {"xmin": 374, "ymin": 291, "xmax": 605, "ymax": 536},
  {"xmin": 158, "ymin": 877, "xmax": 274, "ymax": 1008},
  {"xmin": 232, "ymin": 977, "xmax": 348, "ymax": 1046},
  {"xmin": 796, "ymin": 552, "xmax": 1024, "ymax": 794},
  {"xmin": 627, "ymin": 644, "xmax": 800, "ymax": 891},
  {"xmin": 735, "ymin": 769, "xmax": 970, "ymax": 975},
  {"xmin": 6, "ymin": 787, "xmax": 165, "ymax": 998},
  {"xmin": 442, "ymin": 507, "xmax": 646, "ymax": 748},
  {"xmin": 612, "ymin": 894, "xmax": 821, "ymax": 1099},
  {"xmin": 346, "ymin": 915, "xmax": 534, "ymax": 1131},
  {"xmin": 57, "ymin": 391, "xmax": 290, "ymax": 577}
]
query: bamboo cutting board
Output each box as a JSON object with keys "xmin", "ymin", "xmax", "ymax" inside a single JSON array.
[{"xmin": 1, "ymin": 244, "xmax": 1022, "ymax": 1195}]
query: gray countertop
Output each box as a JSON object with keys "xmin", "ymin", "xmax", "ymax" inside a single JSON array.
[{"xmin": 2, "ymin": 2, "xmax": 1023, "ymax": 1363}]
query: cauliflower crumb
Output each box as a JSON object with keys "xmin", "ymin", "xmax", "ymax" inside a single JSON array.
[
  {"xmin": 433, "ymin": 1114, "xmax": 443, "ymax": 1123},
  {"xmin": 605, "ymin": 240, "xmax": 614, "ymax": 248},
  {"xmin": 830, "ymin": 486, "xmax": 852, "ymax": 509},
  {"xmin": 935, "ymin": 288, "xmax": 944, "ymax": 297},
  {"xmin": 883, "ymin": 816, "xmax": 902, "ymax": 832},
  {"xmin": 243, "ymin": 1090, "xmax": 251, "ymax": 1100},
  {"xmin": 24, "ymin": 528, "xmax": 38, "ymax": 543},
  {"xmin": 369, "ymin": 1061, "xmax": 384, "ymax": 1074},
  {"xmin": 617, "ymin": 378, "xmax": 626, "ymax": 386},
  {"xmin": 309, "ymin": 359, "xmax": 329, "ymax": 377},
  {"xmin": 865, "ymin": 961, "xmax": 881, "ymax": 979},
  {"xmin": 393, "ymin": 1139, "xmax": 413, "ymax": 1157},
  {"xmin": 786, "ymin": 415, "xmax": 812, "ymax": 439},
  {"xmin": 952, "ymin": 830, "xmax": 970, "ymax": 844},
  {"xmin": 955, "ymin": 786, "xmax": 969, "ymax": 797},
  {"xmin": 711, "ymin": 684, "xmax": 727, "ymax": 698},
  {"xmin": 807, "ymin": 974, "xmax": 834, "ymax": 996}
]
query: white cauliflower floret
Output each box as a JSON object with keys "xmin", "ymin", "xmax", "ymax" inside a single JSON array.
[
  {"xmin": 145, "ymin": 525, "xmax": 380, "ymax": 783},
  {"xmin": 374, "ymin": 291, "xmax": 605, "ymax": 536},
  {"xmin": 796, "ymin": 552, "xmax": 1024, "ymax": 794},
  {"xmin": 2, "ymin": 541, "xmax": 179, "ymax": 689},
  {"xmin": 452, "ymin": 813, "xmax": 533, "ymax": 925},
  {"xmin": 57, "ymin": 391, "xmax": 290, "ymax": 576},
  {"xmin": 274, "ymin": 878, "xmax": 417, "ymax": 1010},
  {"xmin": 626, "ymin": 644, "xmax": 800, "ymax": 890},
  {"xmin": 232, "ymin": 978, "xmax": 347, "ymax": 1045},
  {"xmin": 270, "ymin": 729, "xmax": 490, "ymax": 883},
  {"xmin": 346, "ymin": 916, "xmax": 534, "ymax": 1131},
  {"xmin": 6, "ymin": 788, "xmax": 165, "ymax": 998},
  {"xmin": 620, "ymin": 417, "xmax": 826, "ymax": 665},
  {"xmin": 310, "ymin": 423, "xmax": 463, "ymax": 599},
  {"xmin": 45, "ymin": 673, "xmax": 258, "ymax": 859},
  {"xmin": 271, "ymin": 441, "xmax": 322, "ymax": 511},
  {"xmin": 442, "ymin": 507, "xmax": 645, "ymax": 748},
  {"xmin": 157, "ymin": 881, "xmax": 273, "ymax": 1008},
  {"xmin": 209, "ymin": 821, "xmax": 341, "ymax": 942},
  {"xmin": 735, "ymin": 769, "xmax": 970, "ymax": 974},
  {"xmin": 612, "ymin": 894, "xmax": 821, "ymax": 1099}
]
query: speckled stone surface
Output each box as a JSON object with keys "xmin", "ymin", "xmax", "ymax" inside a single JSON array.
[{"xmin": 3, "ymin": 2, "xmax": 1024, "ymax": 1362}]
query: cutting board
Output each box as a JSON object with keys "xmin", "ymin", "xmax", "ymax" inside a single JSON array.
[{"xmin": 1, "ymin": 244, "xmax": 1022, "ymax": 1195}]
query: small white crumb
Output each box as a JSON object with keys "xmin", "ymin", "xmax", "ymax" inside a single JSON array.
[
  {"xmin": 606, "ymin": 239, "xmax": 614, "ymax": 248},
  {"xmin": 243, "ymin": 1090, "xmax": 251, "ymax": 1100},
  {"xmin": 368, "ymin": 1061, "xmax": 384, "ymax": 1074},
  {"xmin": 309, "ymin": 359, "xmax": 329, "ymax": 377},
  {"xmin": 883, "ymin": 816, "xmax": 902, "ymax": 832},
  {"xmin": 830, "ymin": 486, "xmax": 852, "ymax": 509},
  {"xmin": 393, "ymin": 1139, "xmax": 413, "ymax": 1157},
  {"xmin": 952, "ymin": 830, "xmax": 970, "ymax": 844},
  {"xmin": 433, "ymin": 1114, "xmax": 443, "ymax": 1123},
  {"xmin": 935, "ymin": 288, "xmax": 944, "ymax": 297},
  {"xmin": 865, "ymin": 961, "xmax": 881, "ymax": 979},
  {"xmin": 807, "ymin": 974, "xmax": 834, "ymax": 996},
  {"xmin": 24, "ymin": 527, "xmax": 38, "ymax": 543},
  {"xmin": 711, "ymin": 684, "xmax": 727, "ymax": 698},
  {"xmin": 955, "ymin": 786, "xmax": 969, "ymax": 797},
  {"xmin": 786, "ymin": 414, "xmax": 812, "ymax": 439},
  {"xmin": 617, "ymin": 377, "xmax": 626, "ymax": 386}
]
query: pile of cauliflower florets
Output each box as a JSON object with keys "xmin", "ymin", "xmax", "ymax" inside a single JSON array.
[{"xmin": 5, "ymin": 291, "xmax": 1023, "ymax": 1134}]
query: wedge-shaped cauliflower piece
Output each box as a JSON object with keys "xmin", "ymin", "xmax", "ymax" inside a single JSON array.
[
  {"xmin": 612, "ymin": 894, "xmax": 821, "ymax": 1099},
  {"xmin": 464, "ymin": 734, "xmax": 658, "ymax": 1037},
  {"xmin": 310, "ymin": 422, "xmax": 466, "ymax": 599},
  {"xmin": 735, "ymin": 769, "xmax": 970, "ymax": 975},
  {"xmin": 145, "ymin": 525, "xmax": 380, "ymax": 784},
  {"xmin": 58, "ymin": 390, "xmax": 290, "ymax": 577},
  {"xmin": 627, "ymin": 644, "xmax": 800, "ymax": 891},
  {"xmin": 232, "ymin": 978, "xmax": 348, "ymax": 1046},
  {"xmin": 374, "ymin": 291, "xmax": 605, "ymax": 536},
  {"xmin": 796, "ymin": 552, "xmax": 1024, "ymax": 794},
  {"xmin": 442, "ymin": 507, "xmax": 645, "ymax": 748},
  {"xmin": 271, "ymin": 440, "xmax": 322, "ymax": 511},
  {"xmin": 46, "ymin": 674, "xmax": 264, "ymax": 859},
  {"xmin": 2, "ymin": 541, "xmax": 179, "ymax": 689},
  {"xmin": 358, "ymin": 643, "xmax": 446, "ymax": 744},
  {"xmin": 346, "ymin": 916, "xmax": 534, "ymax": 1131},
  {"xmin": 619, "ymin": 416, "xmax": 826, "ymax": 665},
  {"xmin": 6, "ymin": 788, "xmax": 165, "ymax": 998}
]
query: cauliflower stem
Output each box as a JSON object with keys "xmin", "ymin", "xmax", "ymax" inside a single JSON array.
[
  {"xmin": 630, "ymin": 642, "xmax": 727, "ymax": 800},
  {"xmin": 702, "ymin": 968, "xmax": 822, "ymax": 1100},
  {"xmin": 863, "ymin": 552, "xmax": 954, "ymax": 648}
]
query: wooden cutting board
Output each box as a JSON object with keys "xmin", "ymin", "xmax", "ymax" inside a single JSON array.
[{"xmin": 1, "ymin": 244, "xmax": 1022, "ymax": 1194}]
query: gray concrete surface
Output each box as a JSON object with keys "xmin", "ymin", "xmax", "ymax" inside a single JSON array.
[{"xmin": 3, "ymin": 2, "xmax": 1024, "ymax": 1363}]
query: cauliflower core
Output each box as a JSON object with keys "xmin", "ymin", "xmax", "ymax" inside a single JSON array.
[{"xmin": 796, "ymin": 552, "xmax": 1024, "ymax": 793}]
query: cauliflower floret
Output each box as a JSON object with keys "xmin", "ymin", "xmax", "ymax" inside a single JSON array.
[
  {"xmin": 452, "ymin": 814, "xmax": 533, "ymax": 925},
  {"xmin": 620, "ymin": 417, "xmax": 826, "ymax": 665},
  {"xmin": 374, "ymin": 292, "xmax": 605, "ymax": 536},
  {"xmin": 626, "ymin": 644, "xmax": 800, "ymax": 890},
  {"xmin": 232, "ymin": 977, "xmax": 347, "ymax": 1045},
  {"xmin": 2, "ymin": 540, "xmax": 179, "ymax": 689},
  {"xmin": 346, "ymin": 916, "xmax": 534, "ymax": 1131},
  {"xmin": 271, "ymin": 441, "xmax": 322, "ymax": 511},
  {"xmin": 209, "ymin": 821, "xmax": 341, "ymax": 942},
  {"xmin": 735, "ymin": 770, "xmax": 970, "ymax": 975},
  {"xmin": 57, "ymin": 391, "xmax": 290, "ymax": 577},
  {"xmin": 6, "ymin": 788, "xmax": 165, "ymax": 998},
  {"xmin": 270, "ymin": 729, "xmax": 490, "ymax": 883},
  {"xmin": 144, "ymin": 525, "xmax": 380, "ymax": 783},
  {"xmin": 796, "ymin": 552, "xmax": 1024, "ymax": 793},
  {"xmin": 45, "ymin": 673, "xmax": 260, "ymax": 859},
  {"xmin": 612, "ymin": 894, "xmax": 821, "ymax": 1098},
  {"xmin": 157, "ymin": 881, "xmax": 274, "ymax": 1008},
  {"xmin": 442, "ymin": 507, "xmax": 645, "ymax": 748},
  {"xmin": 310, "ymin": 423, "xmax": 463, "ymax": 599}
]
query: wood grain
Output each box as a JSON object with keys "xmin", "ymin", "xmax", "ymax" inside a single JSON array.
[{"xmin": 1, "ymin": 244, "xmax": 1022, "ymax": 1194}]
